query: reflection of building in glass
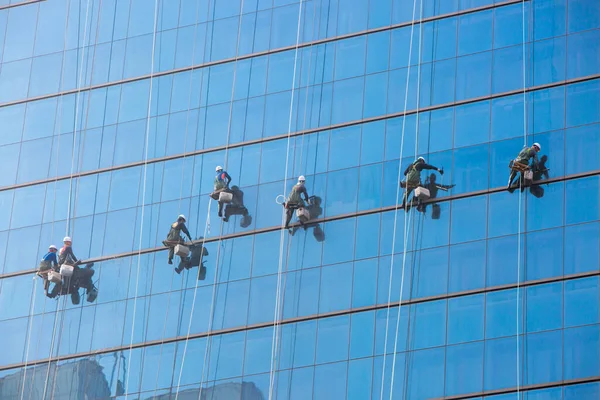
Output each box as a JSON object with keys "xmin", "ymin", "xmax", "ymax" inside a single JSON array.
[
  {"xmin": 0, "ymin": 358, "xmax": 265, "ymax": 400},
  {"xmin": 148, "ymin": 382, "xmax": 265, "ymax": 400},
  {"xmin": 0, "ymin": 360, "xmax": 111, "ymax": 400}
]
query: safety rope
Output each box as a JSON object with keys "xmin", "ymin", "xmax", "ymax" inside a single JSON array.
[
  {"xmin": 268, "ymin": 2, "xmax": 305, "ymax": 399},
  {"xmin": 379, "ymin": 0, "xmax": 422, "ymax": 396},
  {"xmin": 123, "ymin": 0, "xmax": 160, "ymax": 396},
  {"xmin": 516, "ymin": 0, "xmax": 528, "ymax": 397},
  {"xmin": 19, "ymin": 277, "xmax": 38, "ymax": 400},
  {"xmin": 175, "ymin": 1, "xmax": 246, "ymax": 398},
  {"xmin": 149, "ymin": 1, "xmax": 207, "ymax": 396}
]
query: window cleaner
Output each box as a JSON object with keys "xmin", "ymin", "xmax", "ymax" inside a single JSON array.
[
  {"xmin": 401, "ymin": 157, "xmax": 444, "ymax": 211},
  {"xmin": 48, "ymin": 236, "xmax": 97, "ymax": 304},
  {"xmin": 284, "ymin": 175, "xmax": 310, "ymax": 232},
  {"xmin": 211, "ymin": 165, "xmax": 233, "ymax": 219},
  {"xmin": 37, "ymin": 244, "xmax": 59, "ymax": 296},
  {"xmin": 163, "ymin": 215, "xmax": 193, "ymax": 266},
  {"xmin": 507, "ymin": 143, "xmax": 541, "ymax": 193}
]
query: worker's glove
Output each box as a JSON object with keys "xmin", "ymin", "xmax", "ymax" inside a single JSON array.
[{"xmin": 438, "ymin": 168, "xmax": 444, "ymax": 175}]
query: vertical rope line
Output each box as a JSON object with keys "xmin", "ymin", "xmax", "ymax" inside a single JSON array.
[
  {"xmin": 379, "ymin": 0, "xmax": 420, "ymax": 395},
  {"xmin": 516, "ymin": 0, "xmax": 528, "ymax": 397},
  {"xmin": 176, "ymin": 1, "xmax": 247, "ymax": 398},
  {"xmin": 40, "ymin": 0, "xmax": 75, "ymax": 392},
  {"xmin": 149, "ymin": 0, "xmax": 205, "ymax": 395},
  {"xmin": 298, "ymin": 1, "xmax": 318, "ymax": 175},
  {"xmin": 19, "ymin": 277, "xmax": 38, "ymax": 400},
  {"xmin": 268, "ymin": 2, "xmax": 304, "ymax": 399},
  {"xmin": 65, "ymin": 0, "xmax": 93, "ymax": 236},
  {"xmin": 123, "ymin": 0, "xmax": 159, "ymax": 396}
]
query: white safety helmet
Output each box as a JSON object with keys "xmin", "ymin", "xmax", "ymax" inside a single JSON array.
[
  {"xmin": 216, "ymin": 165, "xmax": 223, "ymax": 172},
  {"xmin": 532, "ymin": 143, "xmax": 541, "ymax": 152},
  {"xmin": 298, "ymin": 175, "xmax": 306, "ymax": 183},
  {"xmin": 416, "ymin": 156, "xmax": 425, "ymax": 163},
  {"xmin": 49, "ymin": 245, "xmax": 57, "ymax": 250},
  {"xmin": 63, "ymin": 236, "xmax": 72, "ymax": 243},
  {"xmin": 178, "ymin": 214, "xmax": 186, "ymax": 221}
]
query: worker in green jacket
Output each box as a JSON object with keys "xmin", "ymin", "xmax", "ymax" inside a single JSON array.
[
  {"xmin": 507, "ymin": 143, "xmax": 540, "ymax": 192},
  {"xmin": 401, "ymin": 157, "xmax": 443, "ymax": 210},
  {"xmin": 285, "ymin": 175, "xmax": 309, "ymax": 229}
]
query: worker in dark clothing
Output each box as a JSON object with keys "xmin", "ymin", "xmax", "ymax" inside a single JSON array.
[
  {"xmin": 163, "ymin": 215, "xmax": 193, "ymax": 265},
  {"xmin": 417, "ymin": 174, "xmax": 455, "ymax": 216},
  {"xmin": 507, "ymin": 143, "xmax": 541, "ymax": 193},
  {"xmin": 37, "ymin": 244, "xmax": 58, "ymax": 296},
  {"xmin": 48, "ymin": 237, "xmax": 97, "ymax": 303},
  {"xmin": 401, "ymin": 157, "xmax": 443, "ymax": 210},
  {"xmin": 223, "ymin": 185, "xmax": 251, "ymax": 227},
  {"xmin": 284, "ymin": 175, "xmax": 310, "ymax": 230},
  {"xmin": 213, "ymin": 166, "xmax": 232, "ymax": 218}
]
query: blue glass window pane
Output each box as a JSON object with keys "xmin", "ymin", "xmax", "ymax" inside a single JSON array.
[
  {"xmin": 451, "ymin": 196, "xmax": 487, "ymax": 244},
  {"xmin": 568, "ymin": 0, "xmax": 600, "ymax": 33},
  {"xmin": 526, "ymin": 282, "xmax": 563, "ymax": 333},
  {"xmin": 427, "ymin": 107, "xmax": 454, "ymax": 153},
  {"xmin": 455, "ymin": 101, "xmax": 490, "ymax": 148},
  {"xmin": 366, "ymin": 32, "xmax": 390, "ymax": 74},
  {"xmin": 337, "ymin": 0, "xmax": 368, "ymax": 34},
  {"xmin": 421, "ymin": 18, "xmax": 457, "ymax": 63},
  {"xmin": 565, "ymin": 124, "xmax": 600, "ymax": 175},
  {"xmin": 567, "ymin": 30, "xmax": 600, "ymax": 79},
  {"xmin": 350, "ymin": 311, "xmax": 375, "ymax": 359},
  {"xmin": 314, "ymin": 361, "xmax": 348, "ymax": 400},
  {"xmin": 533, "ymin": 0, "xmax": 566, "ymax": 41},
  {"xmin": 532, "ymin": 87, "xmax": 565, "ymax": 134},
  {"xmin": 493, "ymin": 45, "xmax": 524, "ymax": 94},
  {"xmin": 533, "ymin": 37, "xmax": 566, "ymax": 86},
  {"xmin": 491, "ymin": 95, "xmax": 525, "ymax": 142},
  {"xmin": 407, "ymin": 347, "xmax": 445, "ymax": 399},
  {"xmin": 564, "ymin": 222, "xmax": 600, "ymax": 275},
  {"xmin": 525, "ymin": 228, "xmax": 563, "ymax": 280},
  {"xmin": 331, "ymin": 77, "xmax": 364, "ymax": 125},
  {"xmin": 411, "ymin": 300, "xmax": 446, "ymax": 350},
  {"xmin": 565, "ymin": 177, "xmax": 600, "ymax": 224},
  {"xmin": 563, "ymin": 325, "xmax": 600, "ymax": 380},
  {"xmin": 411, "ymin": 247, "xmax": 448, "ymax": 298},
  {"xmin": 494, "ymin": 3, "xmax": 528, "ymax": 48},
  {"xmin": 279, "ymin": 321, "xmax": 317, "ymax": 369},
  {"xmin": 445, "ymin": 342, "xmax": 484, "ymax": 396},
  {"xmin": 564, "ymin": 382, "xmax": 600, "ymax": 400},
  {"xmin": 347, "ymin": 358, "xmax": 372, "ymax": 400},
  {"xmin": 448, "ymin": 294, "xmax": 485, "ymax": 345},
  {"xmin": 456, "ymin": 52, "xmax": 492, "ymax": 101},
  {"xmin": 484, "ymin": 336, "xmax": 519, "ymax": 391},
  {"xmin": 566, "ymin": 80, "xmax": 600, "ymax": 128},
  {"xmin": 352, "ymin": 259, "xmax": 378, "ymax": 309},
  {"xmin": 458, "ymin": 10, "xmax": 492, "ymax": 56},
  {"xmin": 316, "ymin": 316, "xmax": 350, "ymax": 364},
  {"xmin": 363, "ymin": 72, "xmax": 388, "ymax": 119},
  {"xmin": 358, "ymin": 164, "xmax": 383, "ymax": 211},
  {"xmin": 449, "ymin": 241, "xmax": 486, "ymax": 292},
  {"xmin": 334, "ymin": 36, "xmax": 366, "ymax": 80},
  {"xmin": 452, "ymin": 144, "xmax": 489, "ymax": 194},
  {"xmin": 319, "ymin": 263, "xmax": 352, "ymax": 313},
  {"xmin": 328, "ymin": 126, "xmax": 361, "ymax": 171},
  {"xmin": 322, "ymin": 218, "xmax": 355, "ymax": 265},
  {"xmin": 565, "ymin": 277, "xmax": 600, "ymax": 328},
  {"xmin": 525, "ymin": 330, "xmax": 563, "ymax": 385},
  {"xmin": 486, "ymin": 289, "xmax": 519, "ymax": 339},
  {"xmin": 487, "ymin": 235, "xmax": 524, "ymax": 287}
]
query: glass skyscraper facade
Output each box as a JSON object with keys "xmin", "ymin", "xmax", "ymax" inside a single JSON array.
[{"xmin": 0, "ymin": 0, "xmax": 599, "ymax": 399}]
